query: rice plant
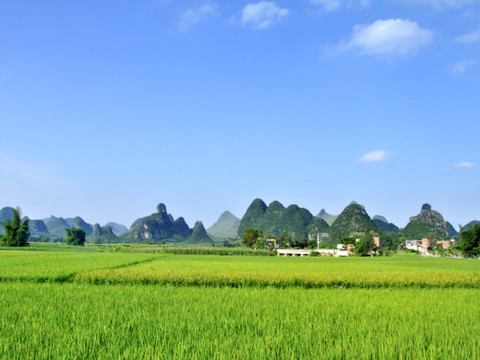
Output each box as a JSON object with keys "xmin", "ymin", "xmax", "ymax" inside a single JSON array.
[{"xmin": 0, "ymin": 283, "xmax": 479, "ymax": 359}]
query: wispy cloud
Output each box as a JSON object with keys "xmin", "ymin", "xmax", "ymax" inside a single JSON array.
[
  {"xmin": 455, "ymin": 29, "xmax": 480, "ymax": 44},
  {"xmin": 310, "ymin": 0, "xmax": 370, "ymax": 12},
  {"xmin": 0, "ymin": 153, "xmax": 64, "ymax": 189},
  {"xmin": 178, "ymin": 3, "xmax": 217, "ymax": 32},
  {"xmin": 397, "ymin": 0, "xmax": 480, "ymax": 10},
  {"xmin": 311, "ymin": 0, "xmax": 342, "ymax": 12},
  {"xmin": 337, "ymin": 19, "xmax": 434, "ymax": 55},
  {"xmin": 452, "ymin": 60, "xmax": 476, "ymax": 74},
  {"xmin": 359, "ymin": 150, "xmax": 391, "ymax": 163},
  {"xmin": 240, "ymin": 1, "xmax": 289, "ymax": 30},
  {"xmin": 456, "ymin": 161, "xmax": 476, "ymax": 168}
]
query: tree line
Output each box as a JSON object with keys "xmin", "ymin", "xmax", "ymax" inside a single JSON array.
[{"xmin": 241, "ymin": 225, "xmax": 480, "ymax": 257}]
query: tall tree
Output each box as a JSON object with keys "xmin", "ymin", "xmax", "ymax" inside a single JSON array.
[
  {"xmin": 241, "ymin": 228, "xmax": 262, "ymax": 248},
  {"xmin": 0, "ymin": 207, "xmax": 30, "ymax": 247},
  {"xmin": 459, "ymin": 224, "xmax": 480, "ymax": 256},
  {"xmin": 355, "ymin": 230, "xmax": 376, "ymax": 256},
  {"xmin": 65, "ymin": 228, "xmax": 86, "ymax": 246}
]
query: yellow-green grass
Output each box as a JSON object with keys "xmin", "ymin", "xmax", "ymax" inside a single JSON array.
[
  {"xmin": 0, "ymin": 251, "xmax": 160, "ymax": 282},
  {"xmin": 74, "ymin": 253, "xmax": 480, "ymax": 288},
  {"xmin": 0, "ymin": 283, "xmax": 479, "ymax": 359}
]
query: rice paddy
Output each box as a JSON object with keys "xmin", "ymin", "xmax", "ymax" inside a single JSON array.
[{"xmin": 1, "ymin": 249, "xmax": 480, "ymax": 359}]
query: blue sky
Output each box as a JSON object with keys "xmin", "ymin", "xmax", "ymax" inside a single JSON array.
[{"xmin": 1, "ymin": 0, "xmax": 479, "ymax": 230}]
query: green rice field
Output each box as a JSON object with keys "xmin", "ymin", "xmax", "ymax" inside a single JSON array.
[{"xmin": 1, "ymin": 249, "xmax": 480, "ymax": 359}]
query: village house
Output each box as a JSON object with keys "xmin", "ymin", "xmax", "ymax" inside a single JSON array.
[{"xmin": 436, "ymin": 239, "xmax": 457, "ymax": 249}]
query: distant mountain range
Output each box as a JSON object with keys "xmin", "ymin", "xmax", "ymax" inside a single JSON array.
[
  {"xmin": 234, "ymin": 199, "xmax": 462, "ymax": 243},
  {"xmin": 120, "ymin": 203, "xmax": 212, "ymax": 244},
  {"xmin": 0, "ymin": 207, "xmax": 128, "ymax": 243},
  {"xmin": 1, "ymin": 201, "xmax": 472, "ymax": 244}
]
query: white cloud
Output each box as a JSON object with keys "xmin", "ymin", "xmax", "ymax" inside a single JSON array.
[
  {"xmin": 310, "ymin": 0, "xmax": 370, "ymax": 12},
  {"xmin": 340, "ymin": 19, "xmax": 434, "ymax": 55},
  {"xmin": 359, "ymin": 150, "xmax": 391, "ymax": 163},
  {"xmin": 241, "ymin": 2, "xmax": 289, "ymax": 30},
  {"xmin": 455, "ymin": 29, "xmax": 480, "ymax": 44},
  {"xmin": 178, "ymin": 3, "xmax": 217, "ymax": 32},
  {"xmin": 452, "ymin": 60, "xmax": 476, "ymax": 74},
  {"xmin": 456, "ymin": 162, "xmax": 476, "ymax": 168}
]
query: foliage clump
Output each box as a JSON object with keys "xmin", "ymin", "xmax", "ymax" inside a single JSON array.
[
  {"xmin": 459, "ymin": 224, "xmax": 480, "ymax": 257},
  {"xmin": 0, "ymin": 207, "xmax": 30, "ymax": 247},
  {"xmin": 65, "ymin": 228, "xmax": 86, "ymax": 246},
  {"xmin": 354, "ymin": 231, "xmax": 376, "ymax": 256},
  {"xmin": 241, "ymin": 228, "xmax": 263, "ymax": 248}
]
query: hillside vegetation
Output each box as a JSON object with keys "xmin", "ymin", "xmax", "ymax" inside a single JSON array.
[
  {"xmin": 328, "ymin": 202, "xmax": 377, "ymax": 242},
  {"xmin": 237, "ymin": 199, "xmax": 329, "ymax": 241},
  {"xmin": 403, "ymin": 204, "xmax": 449, "ymax": 239}
]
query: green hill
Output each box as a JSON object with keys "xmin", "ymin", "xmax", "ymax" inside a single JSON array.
[
  {"xmin": 89, "ymin": 224, "xmax": 118, "ymax": 244},
  {"xmin": 372, "ymin": 215, "xmax": 400, "ymax": 233},
  {"xmin": 237, "ymin": 199, "xmax": 267, "ymax": 237},
  {"xmin": 29, "ymin": 219, "xmax": 49, "ymax": 234},
  {"xmin": 238, "ymin": 199, "xmax": 329, "ymax": 241},
  {"xmin": 105, "ymin": 222, "xmax": 129, "ymax": 235},
  {"xmin": 328, "ymin": 202, "xmax": 377, "ymax": 242},
  {"xmin": 307, "ymin": 217, "xmax": 330, "ymax": 237},
  {"xmin": 464, "ymin": 220, "xmax": 480, "ymax": 230},
  {"xmin": 207, "ymin": 211, "xmax": 240, "ymax": 239},
  {"xmin": 124, "ymin": 203, "xmax": 194, "ymax": 243},
  {"xmin": 446, "ymin": 222, "xmax": 459, "ymax": 238},
  {"xmin": 402, "ymin": 204, "xmax": 448, "ymax": 239},
  {"xmin": 46, "ymin": 216, "xmax": 69, "ymax": 237},
  {"xmin": 187, "ymin": 221, "xmax": 213, "ymax": 244},
  {"xmin": 72, "ymin": 217, "xmax": 93, "ymax": 236},
  {"xmin": 316, "ymin": 209, "xmax": 338, "ymax": 226},
  {"xmin": 256, "ymin": 201, "xmax": 287, "ymax": 235}
]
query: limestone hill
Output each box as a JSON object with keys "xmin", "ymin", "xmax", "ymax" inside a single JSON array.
[
  {"xmin": 402, "ymin": 204, "xmax": 449, "ymax": 239},
  {"xmin": 316, "ymin": 209, "xmax": 338, "ymax": 226},
  {"xmin": 187, "ymin": 221, "xmax": 213, "ymax": 244},
  {"xmin": 126, "ymin": 203, "xmax": 191, "ymax": 242},
  {"xmin": 372, "ymin": 215, "xmax": 400, "ymax": 233},
  {"xmin": 238, "ymin": 199, "xmax": 329, "ymax": 241},
  {"xmin": 207, "ymin": 211, "xmax": 240, "ymax": 239},
  {"xmin": 328, "ymin": 202, "xmax": 377, "ymax": 242},
  {"xmin": 90, "ymin": 224, "xmax": 118, "ymax": 244}
]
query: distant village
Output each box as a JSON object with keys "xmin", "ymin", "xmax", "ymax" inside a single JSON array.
[{"xmin": 277, "ymin": 236, "xmax": 460, "ymax": 258}]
